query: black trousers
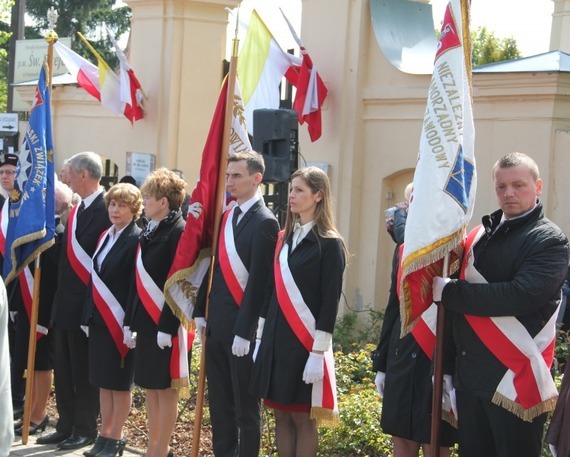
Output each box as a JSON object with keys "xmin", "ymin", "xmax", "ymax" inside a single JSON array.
[
  {"xmin": 206, "ymin": 336, "xmax": 260, "ymax": 457},
  {"xmin": 53, "ymin": 327, "xmax": 99, "ymax": 437},
  {"xmin": 456, "ymin": 389, "xmax": 547, "ymax": 457}
]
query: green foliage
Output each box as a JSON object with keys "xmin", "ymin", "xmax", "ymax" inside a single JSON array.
[
  {"xmin": 25, "ymin": 0, "xmax": 131, "ymax": 68},
  {"xmin": 334, "ymin": 307, "xmax": 384, "ymax": 354},
  {"xmin": 471, "ymin": 26, "xmax": 521, "ymax": 66}
]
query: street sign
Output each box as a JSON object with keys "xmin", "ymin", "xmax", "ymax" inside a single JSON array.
[{"xmin": 0, "ymin": 113, "xmax": 18, "ymax": 133}]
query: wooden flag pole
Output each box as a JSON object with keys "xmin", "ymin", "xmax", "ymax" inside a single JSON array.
[
  {"xmin": 20, "ymin": 256, "xmax": 42, "ymax": 445},
  {"xmin": 429, "ymin": 255, "xmax": 449, "ymax": 457},
  {"xmin": 191, "ymin": 10, "xmax": 241, "ymax": 457},
  {"xmin": 22, "ymin": 9, "xmax": 57, "ymax": 444}
]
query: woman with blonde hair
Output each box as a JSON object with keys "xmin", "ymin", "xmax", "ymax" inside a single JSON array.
[
  {"xmin": 252, "ymin": 166, "xmax": 347, "ymax": 457},
  {"xmin": 124, "ymin": 168, "xmax": 186, "ymax": 457},
  {"xmin": 81, "ymin": 183, "xmax": 143, "ymax": 457}
]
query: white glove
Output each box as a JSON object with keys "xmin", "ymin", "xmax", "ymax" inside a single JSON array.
[
  {"xmin": 302, "ymin": 352, "xmax": 325, "ymax": 384},
  {"xmin": 432, "ymin": 276, "xmax": 451, "ymax": 302},
  {"xmin": 36, "ymin": 325, "xmax": 49, "ymax": 336},
  {"xmin": 232, "ymin": 335, "xmax": 250, "ymax": 357},
  {"xmin": 123, "ymin": 326, "xmax": 137, "ymax": 349},
  {"xmin": 80, "ymin": 325, "xmax": 89, "ymax": 337},
  {"xmin": 194, "ymin": 317, "xmax": 207, "ymax": 343},
  {"xmin": 550, "ymin": 444, "xmax": 558, "ymax": 457},
  {"xmin": 188, "ymin": 202, "xmax": 203, "ymax": 219},
  {"xmin": 442, "ymin": 374, "xmax": 457, "ymax": 418},
  {"xmin": 157, "ymin": 331, "xmax": 172, "ymax": 349},
  {"xmin": 375, "ymin": 372, "xmax": 386, "ymax": 397},
  {"xmin": 9, "ymin": 311, "xmax": 17, "ymax": 323}
]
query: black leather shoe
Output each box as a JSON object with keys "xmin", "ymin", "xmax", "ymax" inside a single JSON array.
[
  {"xmin": 83, "ymin": 436, "xmax": 108, "ymax": 457},
  {"xmin": 36, "ymin": 430, "xmax": 70, "ymax": 445},
  {"xmin": 58, "ymin": 434, "xmax": 95, "ymax": 450},
  {"xmin": 15, "ymin": 415, "xmax": 49, "ymax": 435}
]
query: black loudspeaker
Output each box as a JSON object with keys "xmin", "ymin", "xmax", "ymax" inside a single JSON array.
[{"xmin": 253, "ymin": 109, "xmax": 299, "ymax": 183}]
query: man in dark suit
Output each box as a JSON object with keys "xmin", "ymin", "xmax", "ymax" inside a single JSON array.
[
  {"xmin": 194, "ymin": 151, "xmax": 279, "ymax": 457},
  {"xmin": 37, "ymin": 152, "xmax": 111, "ymax": 450}
]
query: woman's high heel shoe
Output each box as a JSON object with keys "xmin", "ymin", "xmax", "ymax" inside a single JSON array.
[
  {"xmin": 97, "ymin": 437, "xmax": 127, "ymax": 457},
  {"xmin": 167, "ymin": 450, "xmax": 174, "ymax": 457},
  {"xmin": 15, "ymin": 415, "xmax": 49, "ymax": 436},
  {"xmin": 83, "ymin": 436, "xmax": 108, "ymax": 457}
]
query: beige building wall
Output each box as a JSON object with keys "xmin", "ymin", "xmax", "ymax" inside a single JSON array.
[
  {"xmin": 15, "ymin": 0, "xmax": 570, "ymax": 317},
  {"xmin": 48, "ymin": 0, "xmax": 234, "ymax": 184}
]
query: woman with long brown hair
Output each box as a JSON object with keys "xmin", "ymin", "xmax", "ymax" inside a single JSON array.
[{"xmin": 252, "ymin": 166, "xmax": 347, "ymax": 457}]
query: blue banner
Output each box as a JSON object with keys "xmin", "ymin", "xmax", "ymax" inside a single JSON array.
[{"xmin": 3, "ymin": 65, "xmax": 55, "ymax": 283}]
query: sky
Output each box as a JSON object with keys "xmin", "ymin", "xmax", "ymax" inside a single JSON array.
[{"xmin": 231, "ymin": 0, "xmax": 555, "ymax": 58}]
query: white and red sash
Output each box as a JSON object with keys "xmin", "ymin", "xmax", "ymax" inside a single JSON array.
[
  {"xmin": 274, "ymin": 232, "xmax": 339, "ymax": 427},
  {"xmin": 135, "ymin": 246, "xmax": 189, "ymax": 389},
  {"xmin": 18, "ymin": 266, "xmax": 44, "ymax": 341},
  {"xmin": 461, "ymin": 225, "xmax": 558, "ymax": 421},
  {"xmin": 0, "ymin": 200, "xmax": 7, "ymax": 257},
  {"xmin": 91, "ymin": 229, "xmax": 129, "ymax": 358},
  {"xmin": 218, "ymin": 207, "xmax": 248, "ymax": 306},
  {"xmin": 67, "ymin": 204, "xmax": 92, "ymax": 285}
]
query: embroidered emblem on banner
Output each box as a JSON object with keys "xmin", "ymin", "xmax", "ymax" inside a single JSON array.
[{"xmin": 445, "ymin": 145, "xmax": 475, "ymax": 213}]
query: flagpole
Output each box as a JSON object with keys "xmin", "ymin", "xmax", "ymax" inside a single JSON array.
[
  {"xmin": 430, "ymin": 254, "xmax": 449, "ymax": 456},
  {"xmin": 191, "ymin": 6, "xmax": 241, "ymax": 456},
  {"xmin": 21, "ymin": 8, "xmax": 57, "ymax": 445}
]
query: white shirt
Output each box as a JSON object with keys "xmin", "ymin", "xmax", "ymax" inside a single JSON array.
[
  {"xmin": 235, "ymin": 193, "xmax": 261, "ymax": 225},
  {"xmin": 292, "ymin": 220, "xmax": 315, "ymax": 251},
  {"xmin": 96, "ymin": 225, "xmax": 128, "ymax": 270},
  {"xmin": 81, "ymin": 187, "xmax": 104, "ymax": 210}
]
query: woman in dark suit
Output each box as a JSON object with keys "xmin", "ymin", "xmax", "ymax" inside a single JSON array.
[
  {"xmin": 82, "ymin": 183, "xmax": 143, "ymax": 457},
  {"xmin": 252, "ymin": 166, "xmax": 347, "ymax": 457},
  {"xmin": 124, "ymin": 168, "xmax": 186, "ymax": 457}
]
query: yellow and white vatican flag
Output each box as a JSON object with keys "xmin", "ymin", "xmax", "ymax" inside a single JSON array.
[
  {"xmin": 400, "ymin": 0, "xmax": 476, "ymax": 334},
  {"xmin": 238, "ymin": 9, "xmax": 301, "ymax": 135}
]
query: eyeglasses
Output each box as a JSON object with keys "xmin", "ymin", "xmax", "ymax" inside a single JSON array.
[{"xmin": 0, "ymin": 170, "xmax": 16, "ymax": 176}]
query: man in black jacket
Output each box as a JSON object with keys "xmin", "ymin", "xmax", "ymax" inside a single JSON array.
[
  {"xmin": 194, "ymin": 151, "xmax": 279, "ymax": 457},
  {"xmin": 37, "ymin": 152, "xmax": 111, "ymax": 450},
  {"xmin": 433, "ymin": 152, "xmax": 569, "ymax": 457}
]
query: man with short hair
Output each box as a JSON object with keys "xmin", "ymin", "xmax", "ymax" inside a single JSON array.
[
  {"xmin": 433, "ymin": 152, "xmax": 570, "ymax": 457},
  {"xmin": 194, "ymin": 151, "xmax": 279, "ymax": 457},
  {"xmin": 37, "ymin": 151, "xmax": 111, "ymax": 450}
]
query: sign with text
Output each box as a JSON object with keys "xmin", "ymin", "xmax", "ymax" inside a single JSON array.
[
  {"xmin": 125, "ymin": 152, "xmax": 156, "ymax": 187},
  {"xmin": 12, "ymin": 38, "xmax": 72, "ymax": 112}
]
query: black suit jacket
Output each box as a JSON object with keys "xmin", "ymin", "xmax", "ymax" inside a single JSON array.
[
  {"xmin": 195, "ymin": 200, "xmax": 279, "ymax": 343},
  {"xmin": 125, "ymin": 212, "xmax": 185, "ymax": 335},
  {"xmin": 51, "ymin": 193, "xmax": 112, "ymax": 329},
  {"xmin": 81, "ymin": 220, "xmax": 141, "ymax": 326}
]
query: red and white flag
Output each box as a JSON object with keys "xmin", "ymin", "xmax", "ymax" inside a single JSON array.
[
  {"xmin": 164, "ymin": 77, "xmax": 252, "ymax": 328},
  {"xmin": 107, "ymin": 27, "xmax": 145, "ymax": 124},
  {"xmin": 280, "ymin": 9, "xmax": 328, "ymax": 142}
]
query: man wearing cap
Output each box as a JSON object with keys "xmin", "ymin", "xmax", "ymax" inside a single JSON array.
[{"xmin": 0, "ymin": 152, "xmax": 26, "ymax": 419}]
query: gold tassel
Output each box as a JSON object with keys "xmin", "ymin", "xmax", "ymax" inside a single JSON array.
[
  {"xmin": 310, "ymin": 407, "xmax": 340, "ymax": 428},
  {"xmin": 492, "ymin": 392, "xmax": 558, "ymax": 422}
]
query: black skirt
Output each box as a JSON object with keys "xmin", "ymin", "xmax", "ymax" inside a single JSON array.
[
  {"xmin": 13, "ymin": 312, "xmax": 53, "ymax": 374},
  {"xmin": 88, "ymin": 322, "xmax": 134, "ymax": 391},
  {"xmin": 133, "ymin": 331, "xmax": 172, "ymax": 390},
  {"xmin": 381, "ymin": 327, "xmax": 456, "ymax": 446}
]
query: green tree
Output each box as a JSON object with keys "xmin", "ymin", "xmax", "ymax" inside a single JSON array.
[
  {"xmin": 471, "ymin": 26, "xmax": 521, "ymax": 65},
  {"xmin": 24, "ymin": 0, "xmax": 131, "ymax": 67}
]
